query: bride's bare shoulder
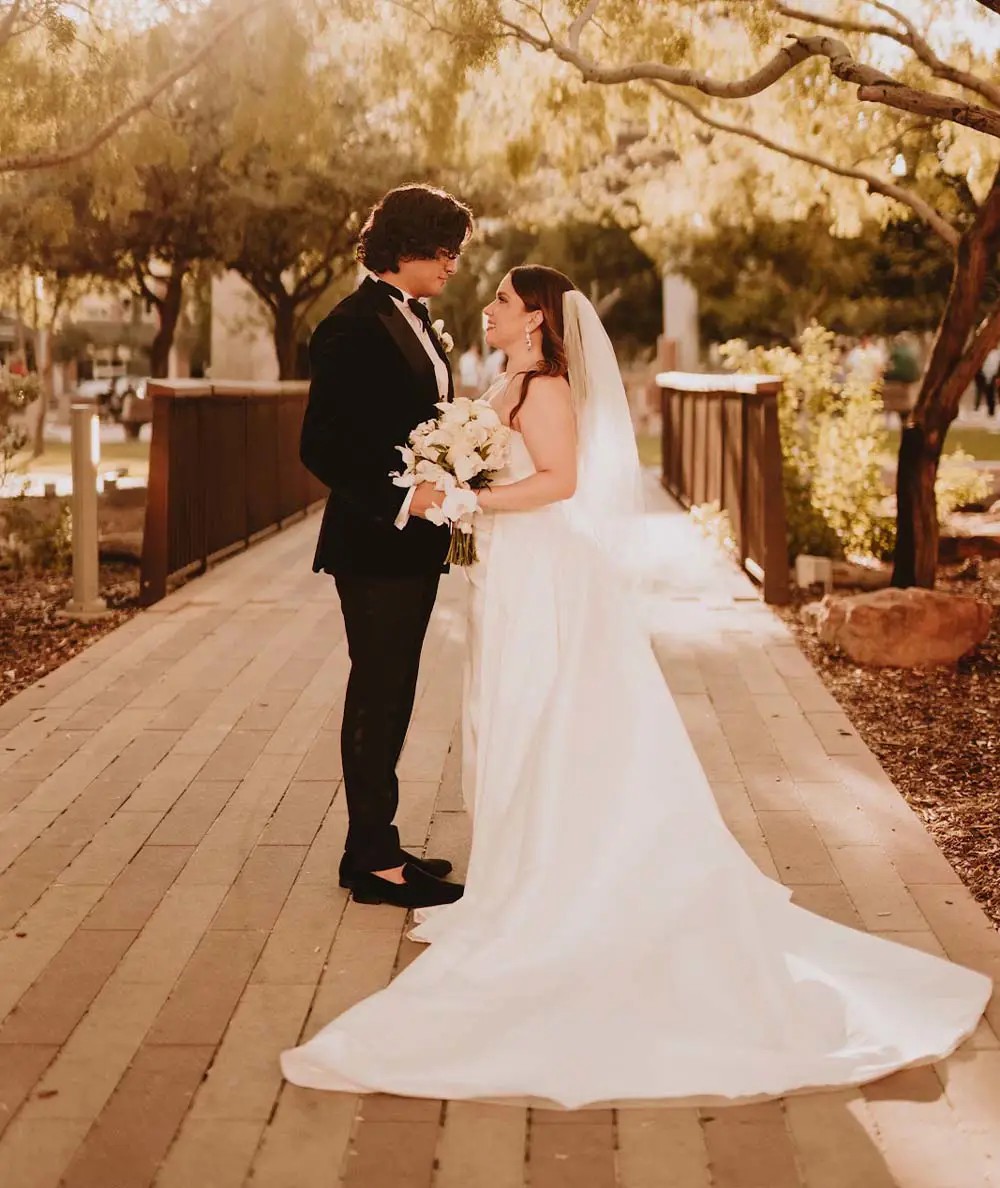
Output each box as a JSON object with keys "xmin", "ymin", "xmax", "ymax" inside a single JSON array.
[{"xmin": 524, "ymin": 373, "xmax": 572, "ymax": 402}]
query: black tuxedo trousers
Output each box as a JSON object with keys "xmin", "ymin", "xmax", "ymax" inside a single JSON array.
[{"xmin": 299, "ymin": 278, "xmax": 453, "ymax": 873}]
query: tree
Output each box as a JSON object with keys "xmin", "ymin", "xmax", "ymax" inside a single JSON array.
[
  {"xmin": 0, "ymin": 0, "xmax": 275, "ymax": 174},
  {"xmin": 398, "ymin": 0, "xmax": 1000, "ymax": 588},
  {"xmin": 676, "ymin": 205, "xmax": 957, "ymax": 344}
]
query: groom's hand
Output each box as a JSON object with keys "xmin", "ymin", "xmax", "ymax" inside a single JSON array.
[{"xmin": 410, "ymin": 483, "xmax": 444, "ymax": 518}]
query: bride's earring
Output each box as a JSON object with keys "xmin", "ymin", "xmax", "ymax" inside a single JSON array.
[{"xmin": 524, "ymin": 325, "xmax": 532, "ymax": 350}]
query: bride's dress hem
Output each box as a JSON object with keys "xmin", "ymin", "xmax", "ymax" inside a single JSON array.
[
  {"xmin": 281, "ymin": 401, "xmax": 992, "ymax": 1111},
  {"xmin": 279, "ymin": 992, "xmax": 990, "ymax": 1110}
]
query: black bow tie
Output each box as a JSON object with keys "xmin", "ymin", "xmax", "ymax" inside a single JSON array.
[{"xmin": 376, "ymin": 280, "xmax": 432, "ymax": 329}]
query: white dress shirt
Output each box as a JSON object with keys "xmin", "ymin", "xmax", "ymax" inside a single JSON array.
[{"xmin": 384, "ymin": 282, "xmax": 450, "ymax": 401}]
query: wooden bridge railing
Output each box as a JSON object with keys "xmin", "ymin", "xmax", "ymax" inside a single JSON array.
[
  {"xmin": 139, "ymin": 381, "xmax": 327, "ymax": 606},
  {"xmin": 656, "ymin": 371, "xmax": 790, "ymax": 605}
]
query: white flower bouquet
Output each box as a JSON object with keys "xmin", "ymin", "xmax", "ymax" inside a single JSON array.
[{"xmin": 391, "ymin": 397, "xmax": 511, "ymax": 566}]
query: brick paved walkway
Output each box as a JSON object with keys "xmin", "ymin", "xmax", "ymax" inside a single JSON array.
[{"xmin": 0, "ymin": 480, "xmax": 998, "ymax": 1188}]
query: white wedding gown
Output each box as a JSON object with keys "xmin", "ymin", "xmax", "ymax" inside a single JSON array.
[{"xmin": 281, "ymin": 396, "xmax": 991, "ymax": 1108}]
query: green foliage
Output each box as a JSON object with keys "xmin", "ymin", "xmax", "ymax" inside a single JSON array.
[
  {"xmin": 721, "ymin": 324, "xmax": 893, "ymax": 562},
  {"xmin": 675, "ymin": 208, "xmax": 957, "ymax": 345},
  {"xmin": 0, "ymin": 367, "xmax": 40, "ymax": 485},
  {"xmin": 0, "ymin": 493, "xmax": 72, "ymax": 571},
  {"xmin": 936, "ymin": 450, "xmax": 994, "ymax": 518}
]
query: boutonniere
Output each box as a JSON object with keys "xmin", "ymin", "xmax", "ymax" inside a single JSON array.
[{"xmin": 431, "ymin": 319, "xmax": 454, "ymax": 354}]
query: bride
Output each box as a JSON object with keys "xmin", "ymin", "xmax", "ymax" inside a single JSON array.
[{"xmin": 281, "ymin": 266, "xmax": 991, "ymax": 1107}]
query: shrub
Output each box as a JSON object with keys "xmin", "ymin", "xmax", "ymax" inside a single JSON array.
[
  {"xmin": 720, "ymin": 325, "xmax": 891, "ymax": 561},
  {"xmin": 0, "ymin": 495, "xmax": 72, "ymax": 571},
  {"xmin": 0, "ymin": 367, "xmax": 40, "ymax": 486},
  {"xmin": 936, "ymin": 449, "xmax": 994, "ymax": 517}
]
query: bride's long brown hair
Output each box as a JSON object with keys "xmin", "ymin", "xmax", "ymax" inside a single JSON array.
[{"xmin": 508, "ymin": 265, "xmax": 577, "ymax": 427}]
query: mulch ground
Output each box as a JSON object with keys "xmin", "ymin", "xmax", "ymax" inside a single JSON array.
[
  {"xmin": 0, "ymin": 563, "xmax": 141, "ymax": 708},
  {"xmin": 778, "ymin": 560, "xmax": 1000, "ymax": 929}
]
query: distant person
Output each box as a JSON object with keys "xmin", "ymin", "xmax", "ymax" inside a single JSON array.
[{"xmin": 457, "ymin": 342, "xmax": 484, "ymax": 397}]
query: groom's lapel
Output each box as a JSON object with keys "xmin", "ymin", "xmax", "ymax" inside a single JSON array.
[{"xmin": 364, "ymin": 280, "xmax": 437, "ymax": 399}]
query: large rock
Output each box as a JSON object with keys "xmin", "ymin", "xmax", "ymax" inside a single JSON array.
[{"xmin": 806, "ymin": 587, "xmax": 992, "ymax": 667}]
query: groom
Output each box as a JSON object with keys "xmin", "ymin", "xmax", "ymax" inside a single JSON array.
[{"xmin": 300, "ymin": 184, "xmax": 473, "ymax": 909}]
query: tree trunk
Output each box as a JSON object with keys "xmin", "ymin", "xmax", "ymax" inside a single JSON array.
[
  {"xmin": 893, "ymin": 423, "xmax": 942, "ymax": 588},
  {"xmin": 149, "ymin": 264, "xmax": 187, "ymax": 378},
  {"xmin": 891, "ymin": 170, "xmax": 1000, "ymax": 588},
  {"xmin": 273, "ymin": 301, "xmax": 299, "ymax": 381}
]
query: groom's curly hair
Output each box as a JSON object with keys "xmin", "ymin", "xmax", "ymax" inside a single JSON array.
[
  {"xmin": 358, "ymin": 184, "xmax": 474, "ymax": 273},
  {"xmin": 509, "ymin": 265, "xmax": 577, "ymax": 427}
]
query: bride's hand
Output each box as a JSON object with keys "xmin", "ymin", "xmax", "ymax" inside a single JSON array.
[{"xmin": 410, "ymin": 483, "xmax": 444, "ymax": 517}]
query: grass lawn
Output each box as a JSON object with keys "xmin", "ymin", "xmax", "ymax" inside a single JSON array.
[{"xmin": 10, "ymin": 436, "xmax": 150, "ymax": 480}]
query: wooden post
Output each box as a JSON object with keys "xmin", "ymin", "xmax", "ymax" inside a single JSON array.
[{"xmin": 60, "ymin": 405, "xmax": 109, "ymax": 620}]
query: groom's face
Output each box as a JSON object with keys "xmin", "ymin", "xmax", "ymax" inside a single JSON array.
[{"xmin": 397, "ymin": 249, "xmax": 460, "ymax": 299}]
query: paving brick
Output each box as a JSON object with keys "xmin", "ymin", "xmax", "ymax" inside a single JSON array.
[
  {"xmin": 701, "ymin": 1102, "xmax": 802, "ymax": 1188},
  {"xmin": 616, "ymin": 1108, "xmax": 710, "ymax": 1188},
  {"xmin": 197, "ymin": 729, "xmax": 271, "ymax": 781},
  {"xmin": 81, "ymin": 844, "xmax": 190, "ymax": 930},
  {"xmin": 120, "ymin": 751, "xmax": 207, "ymax": 813},
  {"xmin": 829, "ymin": 844, "xmax": 929, "ymax": 932},
  {"xmin": 0, "ymin": 842, "xmax": 81, "ymax": 928},
  {"xmin": 789, "ymin": 884, "xmax": 864, "ymax": 929},
  {"xmin": 58, "ymin": 809, "xmax": 161, "ymax": 886},
  {"xmin": 0, "ymin": 1043, "xmax": 57, "ymax": 1137},
  {"xmin": 251, "ymin": 878, "xmax": 347, "ymax": 985},
  {"xmin": 343, "ymin": 1119, "xmax": 439, "ymax": 1188},
  {"xmin": 187, "ymin": 983, "xmax": 312, "ymax": 1121},
  {"xmin": 304, "ymin": 927, "xmax": 401, "ymax": 1040},
  {"xmin": 399, "ymin": 729, "xmax": 452, "ymax": 781},
  {"xmin": 248, "ymin": 1084, "xmax": 357, "ymax": 1188},
  {"xmin": 0, "ymin": 884, "xmax": 105, "ymax": 1020},
  {"xmin": 210, "ymin": 843, "xmax": 306, "ymax": 931},
  {"xmin": 111, "ymin": 882, "xmax": 228, "ymax": 984},
  {"xmin": 259, "ymin": 779, "xmax": 338, "ymax": 845},
  {"xmin": 59, "ymin": 1043, "xmax": 214, "ymax": 1188},
  {"xmin": 784, "ymin": 1091, "xmax": 895, "ymax": 1188},
  {"xmin": 529, "ymin": 1118, "xmax": 615, "ymax": 1188},
  {"xmin": 295, "ymin": 730, "xmax": 344, "ymax": 780},
  {"xmin": 436, "ymin": 1101, "xmax": 527, "ymax": 1188},
  {"xmin": 146, "ymin": 929, "xmax": 267, "ymax": 1045},
  {"xmin": 146, "ymin": 779, "xmax": 239, "ymax": 845},
  {"xmin": 864, "ymin": 1065, "xmax": 994, "ymax": 1187},
  {"xmin": 35, "ymin": 778, "xmax": 135, "ymax": 847},
  {"xmin": 236, "ymin": 688, "xmax": 300, "ymax": 731},
  {"xmin": 0, "ymin": 1117, "xmax": 91, "ymax": 1188},
  {"xmin": 794, "ymin": 781, "xmax": 878, "ymax": 847},
  {"xmin": 757, "ymin": 810, "xmax": 839, "ymax": 885},
  {"xmin": 0, "ymin": 928, "xmax": 136, "ymax": 1045},
  {"xmin": 155, "ymin": 1119, "xmax": 264, "ymax": 1188},
  {"xmin": 18, "ymin": 981, "xmax": 174, "ymax": 1124}
]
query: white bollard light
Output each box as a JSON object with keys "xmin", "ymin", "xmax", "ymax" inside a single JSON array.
[{"xmin": 60, "ymin": 403, "xmax": 109, "ymax": 620}]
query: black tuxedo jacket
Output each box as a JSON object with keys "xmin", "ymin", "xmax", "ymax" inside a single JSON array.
[{"xmin": 300, "ymin": 277, "xmax": 453, "ymax": 576}]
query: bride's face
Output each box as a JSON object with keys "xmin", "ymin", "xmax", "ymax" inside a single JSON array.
[{"xmin": 483, "ymin": 274, "xmax": 538, "ymax": 351}]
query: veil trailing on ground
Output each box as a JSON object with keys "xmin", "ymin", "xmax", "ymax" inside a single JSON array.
[{"xmin": 562, "ymin": 290, "xmax": 647, "ymax": 576}]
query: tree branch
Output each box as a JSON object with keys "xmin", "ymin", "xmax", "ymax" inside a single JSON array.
[
  {"xmin": 568, "ymin": 0, "xmax": 600, "ymax": 51},
  {"xmin": 770, "ymin": 2, "xmax": 1000, "ymax": 109},
  {"xmin": 500, "ymin": 15, "xmax": 1000, "ymax": 139},
  {"xmin": 0, "ymin": 0, "xmax": 24, "ymax": 50},
  {"xmin": 648, "ymin": 80, "xmax": 960, "ymax": 248},
  {"xmin": 0, "ymin": 0, "xmax": 275, "ymax": 173}
]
